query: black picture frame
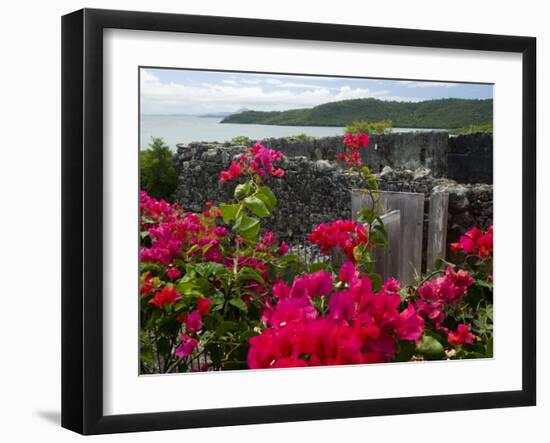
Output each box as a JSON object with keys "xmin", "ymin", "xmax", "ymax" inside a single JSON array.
[{"xmin": 62, "ymin": 8, "xmax": 537, "ymax": 435}]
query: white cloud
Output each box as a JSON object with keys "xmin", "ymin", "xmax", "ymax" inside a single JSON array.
[
  {"xmin": 140, "ymin": 69, "xmax": 425, "ymax": 114},
  {"xmin": 398, "ymin": 80, "xmax": 457, "ymax": 88},
  {"xmin": 140, "ymin": 70, "xmax": 159, "ymax": 83},
  {"xmin": 265, "ymin": 78, "xmax": 321, "ymax": 89},
  {"xmin": 240, "ymin": 79, "xmax": 261, "ymax": 85}
]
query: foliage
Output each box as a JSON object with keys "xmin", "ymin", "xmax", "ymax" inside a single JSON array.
[
  {"xmin": 346, "ymin": 119, "xmax": 392, "ymax": 134},
  {"xmin": 450, "ymin": 122, "xmax": 493, "ymax": 135},
  {"xmin": 139, "ymin": 143, "xmax": 298, "ymax": 373},
  {"xmin": 139, "ymin": 134, "xmax": 494, "ymax": 373},
  {"xmin": 140, "ymin": 137, "xmax": 177, "ymax": 201},
  {"xmin": 230, "ymin": 135, "xmax": 250, "ymax": 145},
  {"xmin": 221, "ymin": 97, "xmax": 493, "ymax": 130},
  {"xmin": 287, "ymin": 133, "xmax": 314, "ymax": 142}
]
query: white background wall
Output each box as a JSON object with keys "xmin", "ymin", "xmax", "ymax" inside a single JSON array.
[{"xmin": 0, "ymin": 0, "xmax": 546, "ymax": 441}]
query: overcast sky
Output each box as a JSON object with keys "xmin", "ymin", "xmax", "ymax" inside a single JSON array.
[{"xmin": 140, "ymin": 68, "xmax": 493, "ymax": 115}]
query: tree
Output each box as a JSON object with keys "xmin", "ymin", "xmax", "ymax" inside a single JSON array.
[{"xmin": 140, "ymin": 137, "xmax": 177, "ymax": 201}]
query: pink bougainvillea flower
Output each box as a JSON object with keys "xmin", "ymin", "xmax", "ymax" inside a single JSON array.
[
  {"xmin": 197, "ymin": 297, "xmax": 212, "ymax": 315},
  {"xmin": 308, "ymin": 219, "xmax": 369, "ymax": 261},
  {"xmin": 328, "ymin": 291, "xmax": 356, "ymax": 323},
  {"xmin": 148, "ymin": 285, "xmax": 181, "ymax": 309},
  {"xmin": 418, "ymin": 279, "xmax": 438, "ymax": 301},
  {"xmin": 447, "ymin": 323, "xmax": 475, "ymax": 345},
  {"xmin": 263, "ymin": 296, "xmax": 318, "ymax": 328},
  {"xmin": 395, "ymin": 303, "xmax": 425, "ymax": 341},
  {"xmin": 451, "ymin": 226, "xmax": 493, "ymax": 259},
  {"xmin": 272, "ymin": 280, "xmax": 291, "ymax": 299},
  {"xmin": 175, "ymin": 333, "xmax": 198, "ymax": 357},
  {"xmin": 477, "ymin": 227, "xmax": 493, "ymax": 258},
  {"xmin": 220, "ymin": 143, "xmax": 285, "ymax": 183},
  {"xmin": 418, "ymin": 267, "xmax": 473, "ymax": 305},
  {"xmin": 339, "ymin": 260, "xmax": 359, "ymax": 284},
  {"xmin": 213, "ymin": 226, "xmax": 228, "ymax": 237},
  {"xmin": 250, "ymin": 270, "xmax": 425, "ymax": 369},
  {"xmin": 262, "ymin": 231, "xmax": 276, "ymax": 246},
  {"xmin": 339, "ymin": 133, "xmax": 370, "ymax": 166},
  {"xmin": 415, "ymin": 299, "xmax": 445, "ymax": 327},
  {"xmin": 307, "ymin": 270, "xmax": 333, "ymax": 297},
  {"xmin": 219, "ymin": 160, "xmax": 243, "ymax": 183},
  {"xmin": 185, "ymin": 310, "xmax": 203, "ymax": 332},
  {"xmin": 166, "ymin": 267, "xmax": 181, "ymax": 280},
  {"xmin": 287, "ymin": 275, "xmax": 310, "ymax": 299},
  {"xmin": 248, "ymin": 143, "xmax": 285, "ymax": 178},
  {"xmin": 140, "ymin": 273, "xmax": 155, "ymax": 295},
  {"xmin": 382, "ymin": 277, "xmax": 401, "ymax": 294},
  {"xmin": 278, "ymin": 241, "xmax": 289, "ymax": 255},
  {"xmin": 445, "ymin": 267, "xmax": 474, "ymax": 298},
  {"xmin": 343, "ymin": 133, "xmax": 369, "ymax": 150}
]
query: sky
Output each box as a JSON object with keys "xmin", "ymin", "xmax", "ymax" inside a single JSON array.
[{"xmin": 140, "ymin": 68, "xmax": 493, "ymax": 115}]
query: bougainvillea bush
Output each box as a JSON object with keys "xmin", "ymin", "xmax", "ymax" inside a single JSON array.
[{"xmin": 139, "ymin": 134, "xmax": 493, "ymax": 373}]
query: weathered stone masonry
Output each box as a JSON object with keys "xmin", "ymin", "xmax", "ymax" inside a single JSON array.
[{"xmin": 174, "ymin": 132, "xmax": 493, "ymax": 246}]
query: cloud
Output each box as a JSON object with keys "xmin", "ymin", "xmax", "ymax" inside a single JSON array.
[
  {"xmin": 240, "ymin": 79, "xmax": 261, "ymax": 85},
  {"xmin": 140, "ymin": 69, "xmax": 425, "ymax": 114},
  {"xmin": 141, "ymin": 70, "xmax": 159, "ymax": 83},
  {"xmin": 265, "ymin": 78, "xmax": 321, "ymax": 89},
  {"xmin": 398, "ymin": 80, "xmax": 457, "ymax": 88}
]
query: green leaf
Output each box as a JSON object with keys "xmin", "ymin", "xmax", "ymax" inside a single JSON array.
[
  {"xmin": 486, "ymin": 304, "xmax": 493, "ymax": 321},
  {"xmin": 357, "ymin": 207, "xmax": 376, "ymax": 224},
  {"xmin": 243, "ymin": 196, "xmax": 270, "ymax": 218},
  {"xmin": 233, "ymin": 214, "xmax": 260, "ymax": 241},
  {"xmin": 476, "ymin": 279, "xmax": 494, "ymax": 290},
  {"xmin": 196, "ymin": 262, "xmax": 228, "ymax": 278},
  {"xmin": 237, "ymin": 267, "xmax": 265, "ymax": 284},
  {"xmin": 175, "ymin": 281, "xmax": 202, "ymax": 296},
  {"xmin": 372, "ymin": 222, "xmax": 387, "ymax": 240},
  {"xmin": 398, "ymin": 287, "xmax": 410, "ymax": 303},
  {"xmin": 368, "ymin": 272, "xmax": 382, "ymax": 292},
  {"xmin": 307, "ymin": 262, "xmax": 331, "ymax": 273},
  {"xmin": 215, "ymin": 321, "xmax": 239, "ymax": 337},
  {"xmin": 418, "ymin": 334, "xmax": 445, "ymax": 360},
  {"xmin": 219, "ymin": 203, "xmax": 240, "ymax": 224},
  {"xmin": 239, "ymin": 329, "xmax": 259, "ymax": 341},
  {"xmin": 395, "ymin": 340, "xmax": 417, "ymax": 362},
  {"xmin": 140, "ymin": 344, "xmax": 156, "ymax": 365},
  {"xmin": 229, "ymin": 298, "xmax": 248, "ymax": 312},
  {"xmin": 210, "ymin": 294, "xmax": 225, "ymax": 312},
  {"xmin": 257, "ymin": 186, "xmax": 277, "ymax": 211},
  {"xmin": 234, "ymin": 181, "xmax": 253, "ymax": 199},
  {"xmin": 157, "ymin": 336, "xmax": 171, "ymax": 356},
  {"xmin": 157, "ymin": 316, "xmax": 181, "ymax": 336}
]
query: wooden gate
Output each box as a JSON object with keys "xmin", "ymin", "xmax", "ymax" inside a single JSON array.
[{"xmin": 351, "ymin": 189, "xmax": 449, "ymax": 284}]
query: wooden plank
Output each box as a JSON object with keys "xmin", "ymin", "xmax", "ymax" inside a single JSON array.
[
  {"xmin": 426, "ymin": 191, "xmax": 449, "ymax": 271},
  {"xmin": 352, "ymin": 189, "xmax": 424, "ymax": 285},
  {"xmin": 371, "ymin": 209, "xmax": 401, "ymax": 280}
]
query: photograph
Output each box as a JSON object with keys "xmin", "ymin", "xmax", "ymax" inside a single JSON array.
[{"xmin": 138, "ymin": 68, "xmax": 494, "ymax": 374}]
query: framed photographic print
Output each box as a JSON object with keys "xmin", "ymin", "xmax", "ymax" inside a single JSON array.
[{"xmin": 61, "ymin": 8, "xmax": 536, "ymax": 435}]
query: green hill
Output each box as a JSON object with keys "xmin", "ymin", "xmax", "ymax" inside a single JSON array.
[{"xmin": 220, "ymin": 98, "xmax": 493, "ymax": 129}]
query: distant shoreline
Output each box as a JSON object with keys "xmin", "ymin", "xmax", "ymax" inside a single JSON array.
[{"xmin": 220, "ymin": 97, "xmax": 493, "ymax": 129}]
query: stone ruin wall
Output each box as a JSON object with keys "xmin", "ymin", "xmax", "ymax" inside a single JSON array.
[{"xmin": 174, "ymin": 132, "xmax": 493, "ymax": 250}]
